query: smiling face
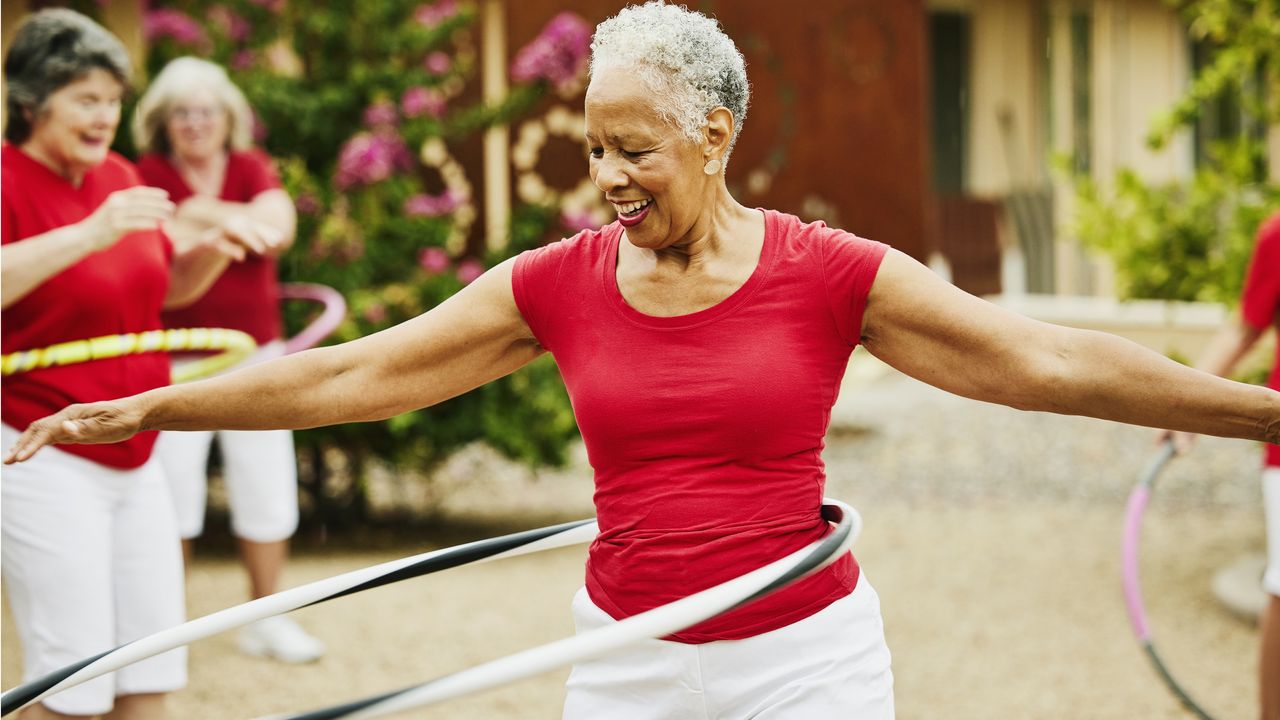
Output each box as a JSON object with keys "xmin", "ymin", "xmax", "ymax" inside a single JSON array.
[
  {"xmin": 164, "ymin": 87, "xmax": 230, "ymax": 164},
  {"xmin": 584, "ymin": 66, "xmax": 713, "ymax": 250},
  {"xmin": 23, "ymin": 67, "xmax": 123, "ymax": 181}
]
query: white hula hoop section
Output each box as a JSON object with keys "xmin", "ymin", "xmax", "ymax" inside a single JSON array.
[{"xmin": 1, "ymin": 501, "xmax": 860, "ymax": 719}]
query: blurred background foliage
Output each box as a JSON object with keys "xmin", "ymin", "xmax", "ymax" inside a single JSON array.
[
  {"xmin": 1071, "ymin": 0, "xmax": 1279, "ymax": 305},
  {"xmin": 119, "ymin": 0, "xmax": 589, "ymax": 525}
]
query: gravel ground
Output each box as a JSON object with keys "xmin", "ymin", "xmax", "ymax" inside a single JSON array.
[{"xmin": 2, "ymin": 358, "xmax": 1266, "ymax": 718}]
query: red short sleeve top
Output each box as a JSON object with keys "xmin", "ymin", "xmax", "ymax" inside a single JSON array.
[{"xmin": 1, "ymin": 145, "xmax": 172, "ymax": 468}]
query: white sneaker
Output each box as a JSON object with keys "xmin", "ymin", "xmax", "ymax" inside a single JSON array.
[{"xmin": 238, "ymin": 616, "xmax": 325, "ymax": 664}]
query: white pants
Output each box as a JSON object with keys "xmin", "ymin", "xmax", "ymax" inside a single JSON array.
[
  {"xmin": 1, "ymin": 424, "xmax": 187, "ymax": 716},
  {"xmin": 157, "ymin": 340, "xmax": 299, "ymax": 542},
  {"xmin": 563, "ymin": 575, "xmax": 895, "ymax": 719},
  {"xmin": 1264, "ymin": 468, "xmax": 1280, "ymax": 596}
]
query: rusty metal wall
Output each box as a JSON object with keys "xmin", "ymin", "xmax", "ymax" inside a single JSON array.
[{"xmin": 507, "ymin": 0, "xmax": 931, "ymax": 259}]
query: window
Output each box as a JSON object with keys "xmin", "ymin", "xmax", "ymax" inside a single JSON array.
[{"xmin": 929, "ymin": 11, "xmax": 971, "ymax": 193}]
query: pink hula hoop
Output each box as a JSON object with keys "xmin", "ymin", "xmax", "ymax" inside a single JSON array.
[{"xmin": 280, "ymin": 283, "xmax": 346, "ymax": 355}]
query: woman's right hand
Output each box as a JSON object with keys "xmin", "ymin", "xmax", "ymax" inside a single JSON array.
[
  {"xmin": 83, "ymin": 187, "xmax": 175, "ymax": 251},
  {"xmin": 2, "ymin": 399, "xmax": 146, "ymax": 464}
]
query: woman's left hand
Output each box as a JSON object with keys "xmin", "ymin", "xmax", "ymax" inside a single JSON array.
[{"xmin": 219, "ymin": 214, "xmax": 285, "ymax": 256}]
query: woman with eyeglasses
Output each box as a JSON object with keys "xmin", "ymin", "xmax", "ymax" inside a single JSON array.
[{"xmin": 131, "ymin": 57, "xmax": 322, "ymax": 665}]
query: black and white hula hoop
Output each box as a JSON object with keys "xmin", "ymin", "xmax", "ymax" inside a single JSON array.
[{"xmin": 2, "ymin": 500, "xmax": 860, "ymax": 719}]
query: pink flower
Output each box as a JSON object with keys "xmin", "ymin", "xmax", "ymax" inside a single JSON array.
[
  {"xmin": 231, "ymin": 50, "xmax": 256, "ymax": 71},
  {"xmin": 414, "ymin": 0, "xmax": 459, "ymax": 29},
  {"xmin": 363, "ymin": 100, "xmax": 399, "ymax": 128},
  {"xmin": 362, "ymin": 303, "xmax": 387, "ymax": 324},
  {"xmin": 294, "ymin": 193, "xmax": 320, "ymax": 214},
  {"xmin": 425, "ymin": 51, "xmax": 452, "ymax": 75},
  {"xmin": 209, "ymin": 5, "xmax": 251, "ymax": 43},
  {"xmin": 334, "ymin": 131, "xmax": 415, "ymax": 190},
  {"xmin": 561, "ymin": 209, "xmax": 597, "ymax": 232},
  {"xmin": 404, "ymin": 191, "xmax": 461, "ymax": 217},
  {"xmin": 418, "ymin": 247, "xmax": 450, "ymax": 274},
  {"xmin": 251, "ymin": 110, "xmax": 268, "ymax": 143},
  {"xmin": 400, "ymin": 86, "xmax": 447, "ymax": 119},
  {"xmin": 143, "ymin": 9, "xmax": 211, "ymax": 52},
  {"xmin": 510, "ymin": 12, "xmax": 591, "ymax": 91},
  {"xmin": 456, "ymin": 259, "xmax": 485, "ymax": 285}
]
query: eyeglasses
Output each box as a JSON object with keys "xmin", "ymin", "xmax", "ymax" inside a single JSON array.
[{"xmin": 170, "ymin": 105, "xmax": 223, "ymax": 123}]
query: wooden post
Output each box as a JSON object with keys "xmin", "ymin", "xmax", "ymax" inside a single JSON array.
[{"xmin": 481, "ymin": 0, "xmax": 511, "ymax": 252}]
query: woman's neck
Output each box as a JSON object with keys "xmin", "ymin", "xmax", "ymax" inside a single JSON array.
[
  {"xmin": 20, "ymin": 142, "xmax": 88, "ymax": 187},
  {"xmin": 172, "ymin": 150, "xmax": 227, "ymax": 196},
  {"xmin": 652, "ymin": 190, "xmax": 759, "ymax": 269}
]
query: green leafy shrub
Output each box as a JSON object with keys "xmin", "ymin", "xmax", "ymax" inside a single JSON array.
[
  {"xmin": 137, "ymin": 0, "xmax": 591, "ymax": 521},
  {"xmin": 1071, "ymin": 0, "xmax": 1278, "ymax": 305},
  {"xmin": 1073, "ymin": 141, "xmax": 1278, "ymax": 304}
]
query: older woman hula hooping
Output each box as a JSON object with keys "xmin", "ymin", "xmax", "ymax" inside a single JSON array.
[
  {"xmin": 1, "ymin": 9, "xmax": 266, "ymax": 719},
  {"xmin": 6, "ymin": 4, "xmax": 1280, "ymax": 718}
]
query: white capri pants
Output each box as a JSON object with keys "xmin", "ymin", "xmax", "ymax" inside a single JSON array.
[
  {"xmin": 1264, "ymin": 467, "xmax": 1280, "ymax": 596},
  {"xmin": 1, "ymin": 424, "xmax": 187, "ymax": 716},
  {"xmin": 156, "ymin": 340, "xmax": 299, "ymax": 542},
  {"xmin": 563, "ymin": 573, "xmax": 895, "ymax": 719}
]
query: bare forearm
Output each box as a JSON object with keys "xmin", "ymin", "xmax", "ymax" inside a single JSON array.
[
  {"xmin": 1032, "ymin": 327, "xmax": 1279, "ymax": 443},
  {"xmin": 1, "ymin": 225, "xmax": 97, "ymax": 308},
  {"xmin": 137, "ymin": 345, "xmax": 384, "ymax": 432},
  {"xmin": 164, "ymin": 245, "xmax": 233, "ymax": 309},
  {"xmin": 247, "ymin": 191, "xmax": 296, "ymax": 254},
  {"xmin": 178, "ymin": 191, "xmax": 296, "ymax": 256},
  {"xmin": 1195, "ymin": 320, "xmax": 1264, "ymax": 378}
]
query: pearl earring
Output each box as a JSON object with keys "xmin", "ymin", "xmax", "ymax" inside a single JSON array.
[{"xmin": 703, "ymin": 158, "xmax": 721, "ymax": 175}]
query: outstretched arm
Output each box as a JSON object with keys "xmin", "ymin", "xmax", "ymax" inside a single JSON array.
[
  {"xmin": 860, "ymin": 249, "xmax": 1279, "ymax": 443},
  {"xmin": 4, "ymin": 258, "xmax": 542, "ymax": 462}
]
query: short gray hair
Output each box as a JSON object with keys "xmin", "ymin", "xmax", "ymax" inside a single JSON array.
[
  {"xmin": 590, "ymin": 2, "xmax": 749, "ymax": 162},
  {"xmin": 132, "ymin": 57, "xmax": 255, "ymax": 155},
  {"xmin": 3, "ymin": 8, "xmax": 132, "ymax": 144}
]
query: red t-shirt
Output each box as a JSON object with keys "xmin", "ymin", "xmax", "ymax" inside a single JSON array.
[
  {"xmin": 1, "ymin": 145, "xmax": 172, "ymax": 468},
  {"xmin": 1241, "ymin": 211, "xmax": 1280, "ymax": 467},
  {"xmin": 138, "ymin": 149, "xmax": 284, "ymax": 345},
  {"xmin": 513, "ymin": 210, "xmax": 887, "ymax": 643}
]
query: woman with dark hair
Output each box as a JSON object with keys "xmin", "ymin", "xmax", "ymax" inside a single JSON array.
[
  {"xmin": 1, "ymin": 9, "xmax": 265, "ymax": 718},
  {"xmin": 7, "ymin": 3, "xmax": 1280, "ymax": 716}
]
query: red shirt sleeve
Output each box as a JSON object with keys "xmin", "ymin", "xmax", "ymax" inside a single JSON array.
[
  {"xmin": 237, "ymin": 149, "xmax": 283, "ymax": 198},
  {"xmin": 1242, "ymin": 213, "xmax": 1280, "ymax": 331},
  {"xmin": 512, "ymin": 234, "xmax": 576, "ymax": 351},
  {"xmin": 816, "ymin": 223, "xmax": 889, "ymax": 345}
]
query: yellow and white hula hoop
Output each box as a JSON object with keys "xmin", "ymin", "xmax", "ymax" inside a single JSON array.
[{"xmin": 0, "ymin": 328, "xmax": 257, "ymax": 384}]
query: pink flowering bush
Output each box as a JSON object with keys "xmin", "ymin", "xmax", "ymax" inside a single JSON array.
[
  {"xmin": 400, "ymin": 86, "xmax": 447, "ymax": 119},
  {"xmin": 510, "ymin": 12, "xmax": 593, "ymax": 92},
  {"xmin": 143, "ymin": 8, "xmax": 211, "ymax": 53},
  {"xmin": 333, "ymin": 131, "xmax": 415, "ymax": 190},
  {"xmin": 404, "ymin": 190, "xmax": 462, "ymax": 217},
  {"xmin": 134, "ymin": 0, "xmax": 584, "ymax": 511},
  {"xmin": 417, "ymin": 246, "xmax": 451, "ymax": 273}
]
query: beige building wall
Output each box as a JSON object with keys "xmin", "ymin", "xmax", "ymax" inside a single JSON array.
[
  {"xmin": 933, "ymin": 0, "xmax": 1198, "ymax": 297},
  {"xmin": 1090, "ymin": 0, "xmax": 1192, "ymax": 183}
]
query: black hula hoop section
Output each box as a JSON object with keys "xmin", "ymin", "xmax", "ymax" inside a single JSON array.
[
  {"xmin": 1121, "ymin": 441, "xmax": 1217, "ymax": 720},
  {"xmin": 2, "ymin": 501, "xmax": 860, "ymax": 718},
  {"xmin": 272, "ymin": 500, "xmax": 860, "ymax": 720},
  {"xmin": 0, "ymin": 519, "xmax": 597, "ymax": 716}
]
